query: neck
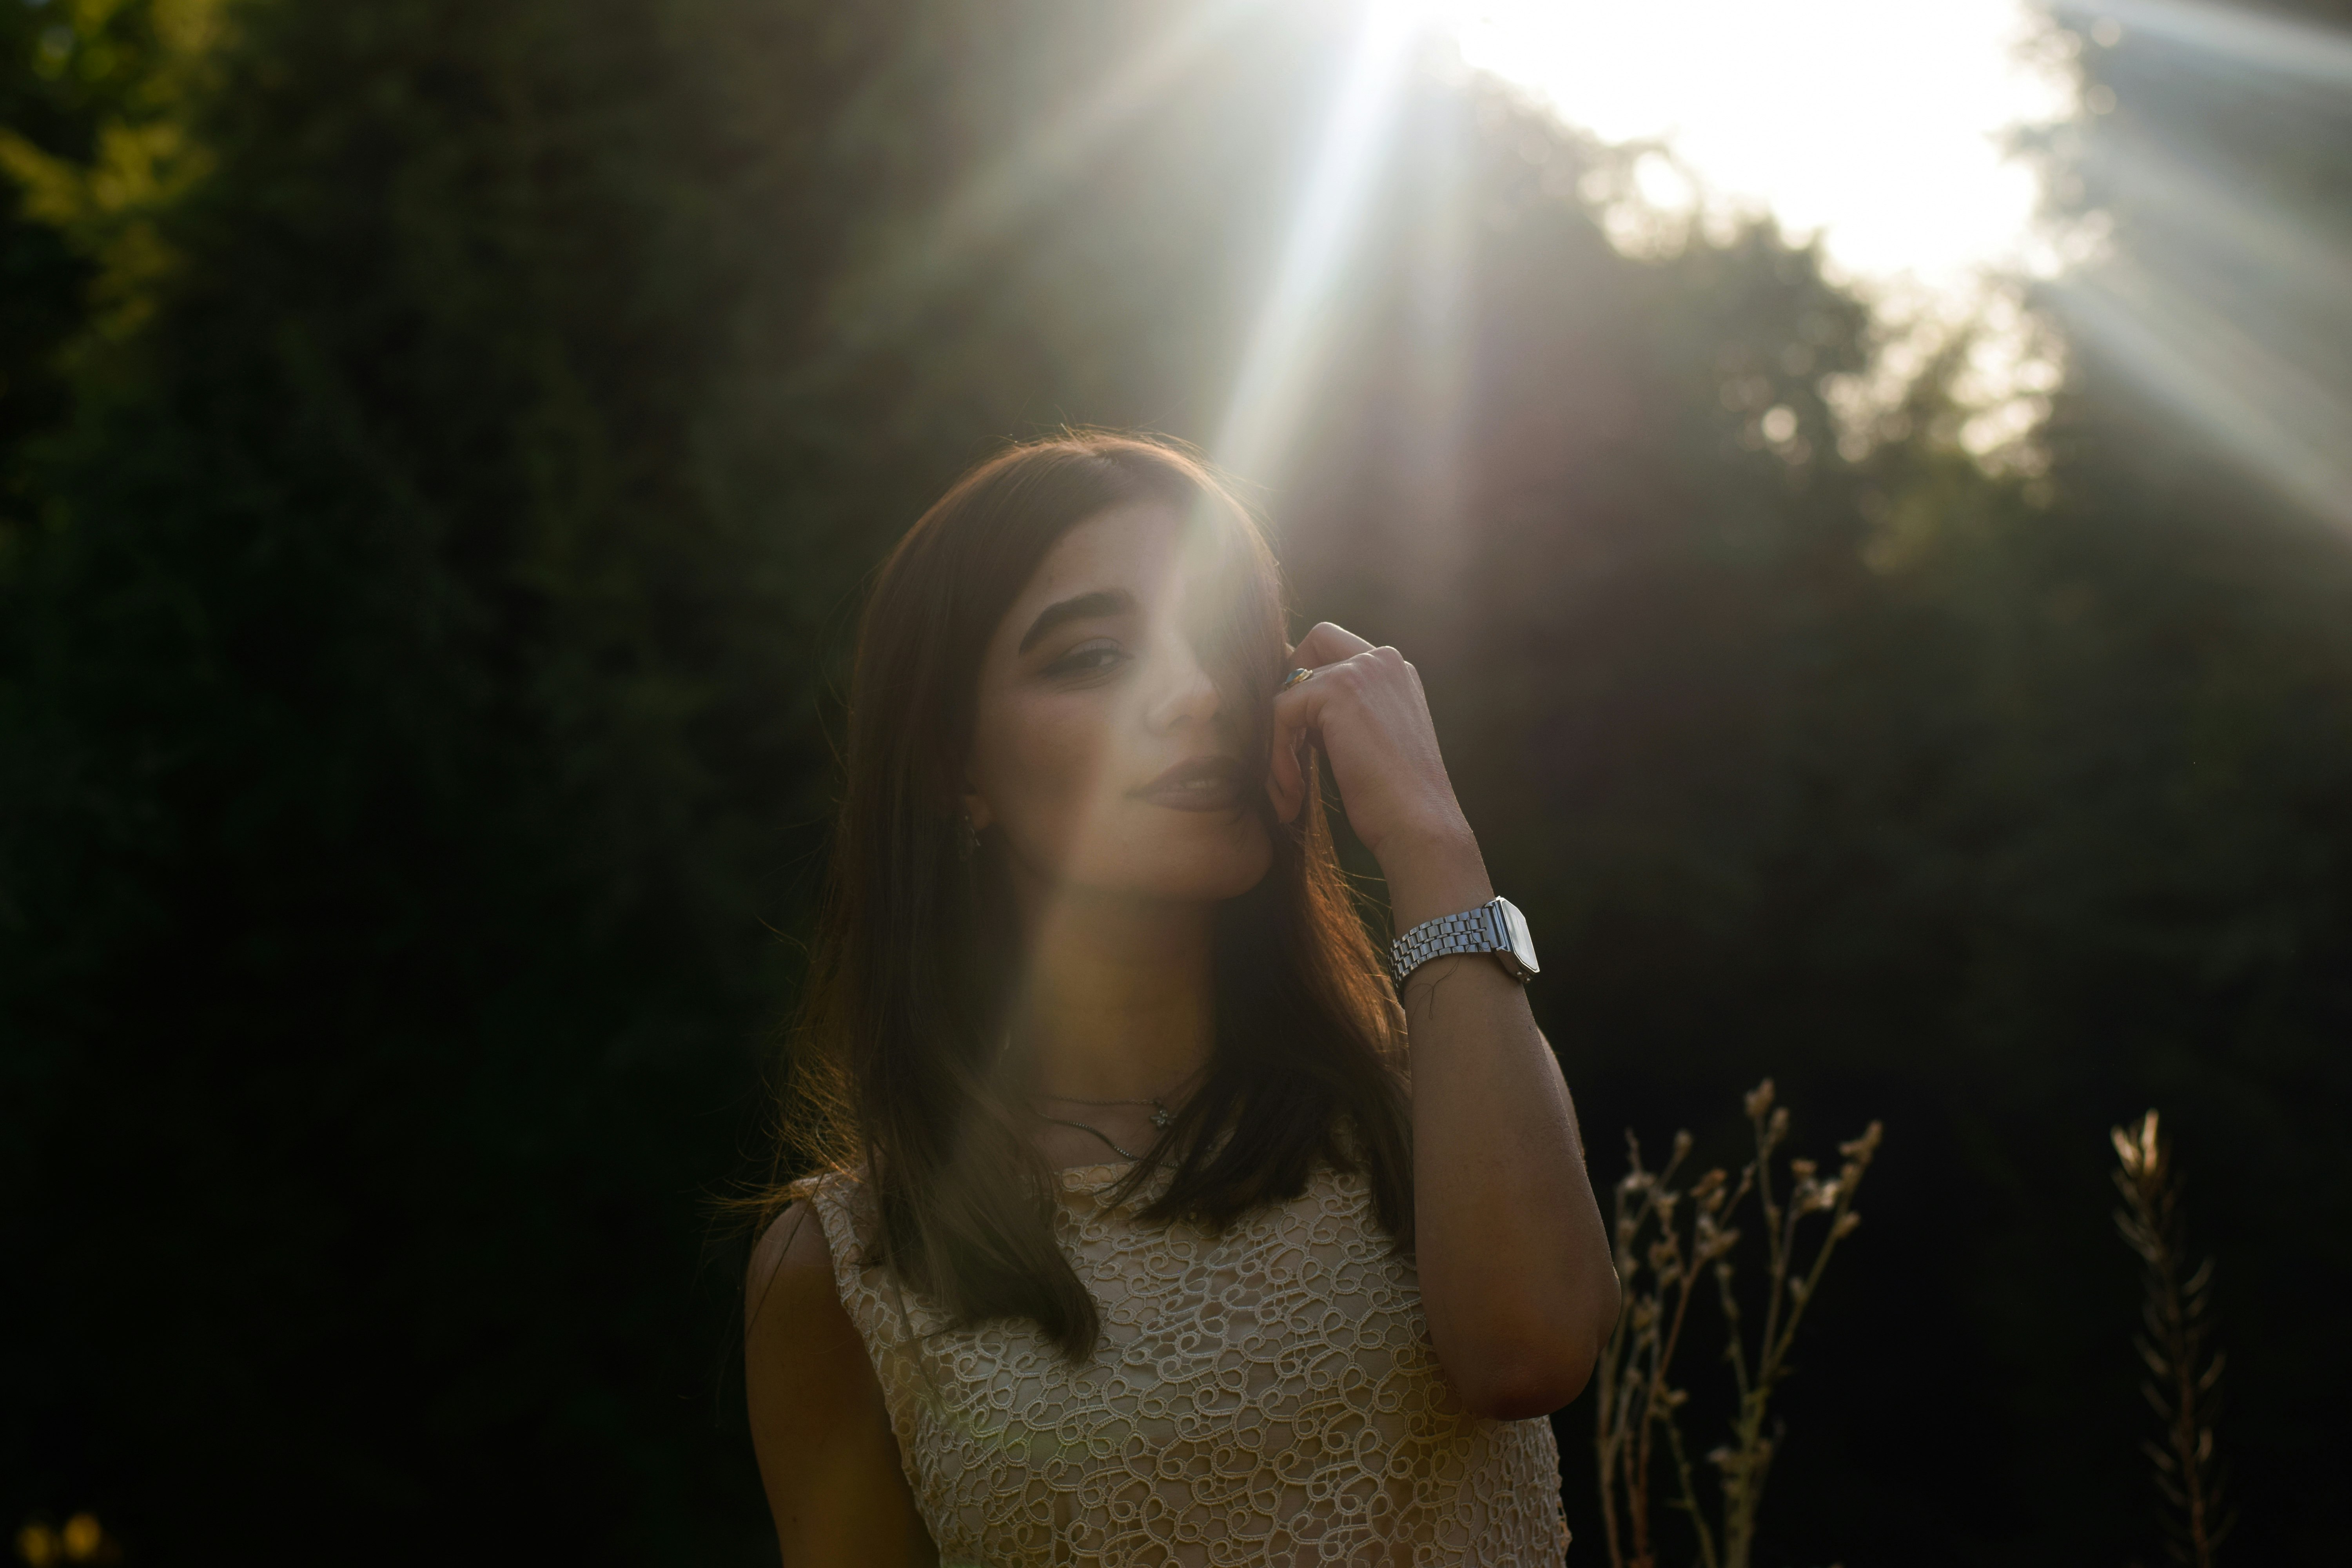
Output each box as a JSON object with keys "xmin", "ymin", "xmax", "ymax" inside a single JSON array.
[{"xmin": 1007, "ymin": 877, "xmax": 1217, "ymax": 1103}]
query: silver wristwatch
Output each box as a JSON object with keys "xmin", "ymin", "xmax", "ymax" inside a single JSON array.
[{"xmin": 1389, "ymin": 895, "xmax": 1541, "ymax": 985}]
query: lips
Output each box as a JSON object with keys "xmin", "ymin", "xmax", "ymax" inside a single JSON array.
[{"xmin": 1129, "ymin": 754, "xmax": 1246, "ymax": 812}]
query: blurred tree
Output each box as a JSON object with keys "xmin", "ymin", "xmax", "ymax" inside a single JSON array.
[
  {"xmin": 0, "ymin": 0, "xmax": 879, "ymax": 1555},
  {"xmin": 5, "ymin": 0, "xmax": 2350, "ymax": 1563}
]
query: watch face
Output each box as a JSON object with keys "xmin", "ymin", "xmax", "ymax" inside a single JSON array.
[{"xmin": 1496, "ymin": 897, "xmax": 1541, "ymax": 978}]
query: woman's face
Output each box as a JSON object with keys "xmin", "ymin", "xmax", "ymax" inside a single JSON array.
[{"xmin": 962, "ymin": 498, "xmax": 1275, "ymax": 906}]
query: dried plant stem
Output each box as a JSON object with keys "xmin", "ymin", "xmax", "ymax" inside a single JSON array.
[
  {"xmin": 1595, "ymin": 1128, "xmax": 1696, "ymax": 1568},
  {"xmin": 1657, "ymin": 1405, "xmax": 1719, "ymax": 1568},
  {"xmin": 1594, "ymin": 1081, "xmax": 1881, "ymax": 1568},
  {"xmin": 2111, "ymin": 1110, "xmax": 2232, "ymax": 1568}
]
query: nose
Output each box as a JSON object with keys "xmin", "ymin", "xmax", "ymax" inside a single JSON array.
[{"xmin": 1141, "ymin": 631, "xmax": 1222, "ymax": 733}]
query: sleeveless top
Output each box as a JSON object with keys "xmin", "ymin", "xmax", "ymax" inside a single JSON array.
[{"xmin": 793, "ymin": 1157, "xmax": 1570, "ymax": 1566}]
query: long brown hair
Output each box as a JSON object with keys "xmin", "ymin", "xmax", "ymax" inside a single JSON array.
[{"xmin": 774, "ymin": 432, "xmax": 1411, "ymax": 1357}]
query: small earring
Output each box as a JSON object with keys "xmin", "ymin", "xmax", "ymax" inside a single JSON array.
[{"xmin": 958, "ymin": 811, "xmax": 981, "ymax": 862}]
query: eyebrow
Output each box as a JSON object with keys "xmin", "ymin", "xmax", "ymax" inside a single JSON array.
[{"xmin": 1016, "ymin": 588, "xmax": 1137, "ymax": 654}]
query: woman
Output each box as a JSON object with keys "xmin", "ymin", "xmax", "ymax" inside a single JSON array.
[{"xmin": 745, "ymin": 432, "xmax": 1619, "ymax": 1565}]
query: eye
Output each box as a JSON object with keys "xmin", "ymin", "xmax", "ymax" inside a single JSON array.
[{"xmin": 1045, "ymin": 639, "xmax": 1128, "ymax": 679}]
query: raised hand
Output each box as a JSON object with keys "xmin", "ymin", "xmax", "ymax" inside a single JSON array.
[{"xmin": 1264, "ymin": 621, "xmax": 1475, "ymax": 872}]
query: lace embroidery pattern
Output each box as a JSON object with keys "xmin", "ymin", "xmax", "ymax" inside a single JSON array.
[{"xmin": 795, "ymin": 1160, "xmax": 1570, "ymax": 1566}]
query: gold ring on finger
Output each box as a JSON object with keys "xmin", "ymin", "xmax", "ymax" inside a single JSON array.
[{"xmin": 1279, "ymin": 666, "xmax": 1314, "ymax": 691}]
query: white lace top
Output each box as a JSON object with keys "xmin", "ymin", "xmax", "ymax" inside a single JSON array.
[{"xmin": 794, "ymin": 1158, "xmax": 1570, "ymax": 1566}]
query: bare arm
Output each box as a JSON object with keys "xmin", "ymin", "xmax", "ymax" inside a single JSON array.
[
  {"xmin": 744, "ymin": 1202, "xmax": 938, "ymax": 1566},
  {"xmin": 1268, "ymin": 624, "xmax": 1621, "ymax": 1419},
  {"xmin": 1383, "ymin": 833, "xmax": 1619, "ymax": 1418}
]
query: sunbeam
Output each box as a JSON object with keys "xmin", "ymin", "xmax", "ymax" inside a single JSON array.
[
  {"xmin": 1211, "ymin": 0, "xmax": 1423, "ymax": 490},
  {"xmin": 2062, "ymin": 0, "xmax": 2352, "ymax": 89},
  {"xmin": 2080, "ymin": 125, "xmax": 2352, "ymax": 312},
  {"xmin": 2056, "ymin": 260, "xmax": 2352, "ymax": 531},
  {"xmin": 820, "ymin": 0, "xmax": 1267, "ymax": 355},
  {"xmin": 2040, "ymin": 1, "xmax": 2352, "ymax": 531}
]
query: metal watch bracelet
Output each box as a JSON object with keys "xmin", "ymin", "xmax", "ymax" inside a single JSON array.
[{"xmin": 1388, "ymin": 895, "xmax": 1535, "ymax": 985}]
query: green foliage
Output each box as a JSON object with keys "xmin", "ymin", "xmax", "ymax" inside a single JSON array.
[
  {"xmin": 0, "ymin": 0, "xmax": 207, "ymax": 485},
  {"xmin": 3, "ymin": 0, "xmax": 2349, "ymax": 1563}
]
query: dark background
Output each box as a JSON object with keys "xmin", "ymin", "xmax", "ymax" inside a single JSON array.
[{"xmin": 5, "ymin": 0, "xmax": 2349, "ymax": 1562}]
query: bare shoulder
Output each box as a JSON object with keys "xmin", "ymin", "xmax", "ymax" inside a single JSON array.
[
  {"xmin": 744, "ymin": 1194, "xmax": 870, "ymax": 1413},
  {"xmin": 744, "ymin": 1188, "xmax": 935, "ymax": 1566},
  {"xmin": 747, "ymin": 1195, "xmax": 840, "ymax": 1323}
]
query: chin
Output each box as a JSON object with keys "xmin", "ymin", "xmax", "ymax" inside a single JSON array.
[{"xmin": 1165, "ymin": 838, "xmax": 1276, "ymax": 902}]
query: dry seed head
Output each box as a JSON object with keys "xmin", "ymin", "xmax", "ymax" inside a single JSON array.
[
  {"xmin": 1745, "ymin": 1080, "xmax": 1777, "ymax": 1118},
  {"xmin": 1832, "ymin": 1211, "xmax": 1861, "ymax": 1238},
  {"xmin": 1804, "ymin": 1179, "xmax": 1842, "ymax": 1212},
  {"xmin": 1789, "ymin": 1158, "xmax": 1817, "ymax": 1182},
  {"xmin": 1768, "ymin": 1107, "xmax": 1791, "ymax": 1144},
  {"xmin": 1672, "ymin": 1129, "xmax": 1694, "ymax": 1158},
  {"xmin": 1839, "ymin": 1122, "xmax": 1883, "ymax": 1160},
  {"xmin": 2109, "ymin": 1109, "xmax": 2165, "ymax": 1186}
]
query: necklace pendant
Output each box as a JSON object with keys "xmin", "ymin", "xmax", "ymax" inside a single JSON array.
[{"xmin": 1151, "ymin": 1102, "xmax": 1173, "ymax": 1130}]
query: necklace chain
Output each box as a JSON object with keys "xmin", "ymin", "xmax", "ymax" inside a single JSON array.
[
  {"xmin": 1022, "ymin": 1062, "xmax": 1206, "ymax": 1155},
  {"xmin": 1031, "ymin": 1114, "xmax": 1148, "ymax": 1162},
  {"xmin": 1031, "ymin": 1062, "xmax": 1205, "ymax": 1127}
]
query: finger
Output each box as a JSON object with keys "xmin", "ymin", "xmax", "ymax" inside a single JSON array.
[
  {"xmin": 1266, "ymin": 680, "xmax": 1312, "ymax": 824},
  {"xmin": 1267, "ymin": 629, "xmax": 1377, "ymax": 825},
  {"xmin": 1265, "ymin": 657, "xmax": 1351, "ymax": 824},
  {"xmin": 1267, "ymin": 729, "xmax": 1307, "ymax": 825},
  {"xmin": 1289, "ymin": 621, "xmax": 1375, "ymax": 671}
]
